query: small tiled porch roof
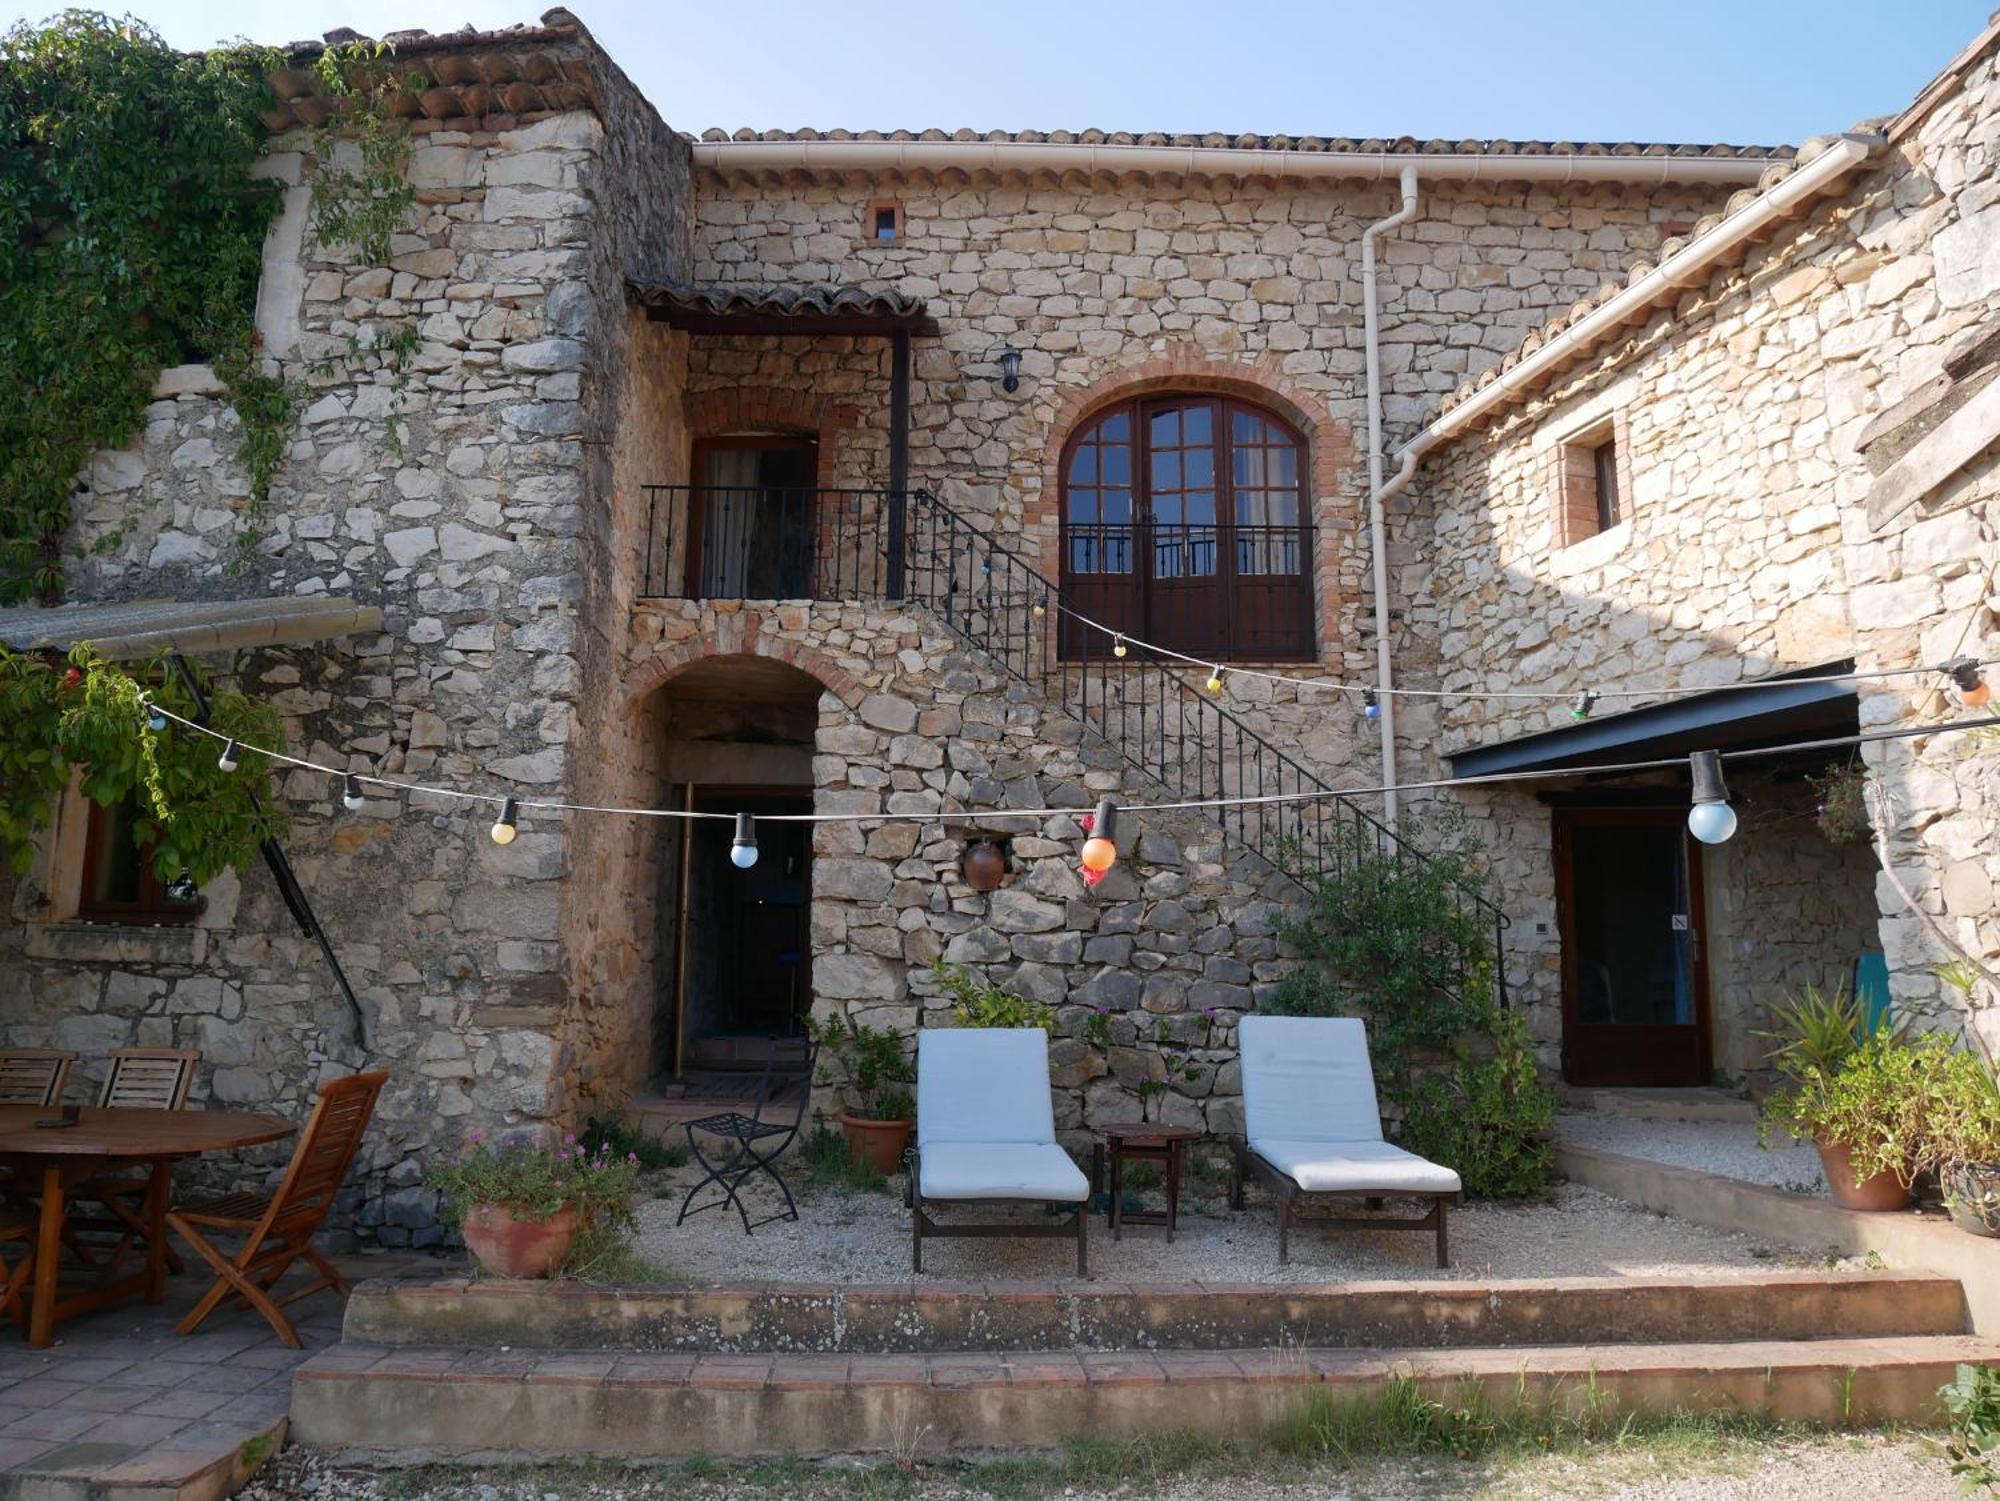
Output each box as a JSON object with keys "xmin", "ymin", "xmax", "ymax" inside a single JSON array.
[
  {"xmin": 634, "ymin": 282, "xmax": 940, "ymax": 336},
  {"xmin": 0, "ymin": 596, "xmax": 383, "ymax": 660}
]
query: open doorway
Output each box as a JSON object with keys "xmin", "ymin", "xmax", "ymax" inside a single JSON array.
[
  {"xmin": 677, "ymin": 787, "xmax": 812, "ymax": 1069},
  {"xmin": 1553, "ymin": 806, "xmax": 1712, "ymax": 1087}
]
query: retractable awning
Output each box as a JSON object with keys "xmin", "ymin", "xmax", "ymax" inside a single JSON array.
[
  {"xmin": 1447, "ymin": 662, "xmax": 1860, "ymax": 779},
  {"xmin": 0, "ymin": 596, "xmax": 383, "ymax": 660}
]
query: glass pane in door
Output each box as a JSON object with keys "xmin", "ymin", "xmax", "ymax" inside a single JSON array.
[{"xmin": 1570, "ymin": 823, "xmax": 1694, "ymax": 1027}]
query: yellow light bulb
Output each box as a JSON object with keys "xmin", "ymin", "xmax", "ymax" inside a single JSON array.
[
  {"xmin": 1206, "ymin": 667, "xmax": 1224, "ymax": 694},
  {"xmin": 1113, "ymin": 636, "xmax": 1128, "ymax": 658},
  {"xmin": 490, "ymin": 797, "xmax": 519, "ymax": 845}
]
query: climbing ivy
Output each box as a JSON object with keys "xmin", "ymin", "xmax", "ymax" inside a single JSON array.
[
  {"xmin": 0, "ymin": 645, "xmax": 285, "ymax": 883},
  {"xmin": 305, "ymin": 41, "xmax": 420, "ymax": 263},
  {"xmin": 0, "ymin": 12, "xmax": 281, "ymax": 602}
]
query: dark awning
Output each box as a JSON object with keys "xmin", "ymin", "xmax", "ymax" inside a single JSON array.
[
  {"xmin": 634, "ymin": 281, "xmax": 940, "ymax": 336},
  {"xmin": 1448, "ymin": 661, "xmax": 1859, "ymax": 779},
  {"xmin": 0, "ymin": 596, "xmax": 384, "ymax": 660}
]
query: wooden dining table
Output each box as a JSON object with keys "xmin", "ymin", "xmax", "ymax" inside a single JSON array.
[{"xmin": 0, "ymin": 1105, "xmax": 294, "ymax": 1348}]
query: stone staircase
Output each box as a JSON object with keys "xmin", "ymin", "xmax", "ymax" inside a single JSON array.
[{"xmin": 289, "ymin": 1271, "xmax": 1997, "ymax": 1458}]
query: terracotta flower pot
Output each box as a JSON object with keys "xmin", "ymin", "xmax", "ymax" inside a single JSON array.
[
  {"xmin": 1943, "ymin": 1162, "xmax": 2000, "ymax": 1238},
  {"xmin": 461, "ymin": 1202, "xmax": 580, "ymax": 1278},
  {"xmin": 1814, "ymin": 1139, "xmax": 1910, "ymax": 1212},
  {"xmin": 839, "ymin": 1114, "xmax": 914, "ymax": 1176}
]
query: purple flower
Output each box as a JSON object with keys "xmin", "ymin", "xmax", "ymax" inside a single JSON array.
[
  {"xmin": 467, "ymin": 1129, "xmax": 484, "ymax": 1143},
  {"xmin": 563, "ymin": 1132, "xmax": 577, "ymax": 1145},
  {"xmin": 626, "ymin": 1152, "xmax": 638, "ymax": 1163}
]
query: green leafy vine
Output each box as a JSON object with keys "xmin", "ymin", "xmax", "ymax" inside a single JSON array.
[
  {"xmin": 0, "ymin": 645, "xmax": 286, "ymax": 884},
  {"xmin": 0, "ymin": 12, "xmax": 280, "ymax": 602},
  {"xmin": 306, "ymin": 41, "xmax": 421, "ymax": 264}
]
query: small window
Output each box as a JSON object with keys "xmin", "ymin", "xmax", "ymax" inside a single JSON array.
[
  {"xmin": 1555, "ymin": 419, "xmax": 1627, "ymax": 548},
  {"xmin": 866, "ymin": 201, "xmax": 903, "ymax": 243},
  {"xmin": 75, "ymin": 791, "xmax": 200, "ymax": 926}
]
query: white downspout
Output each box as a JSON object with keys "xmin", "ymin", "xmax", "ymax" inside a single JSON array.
[{"xmin": 1362, "ymin": 163, "xmax": 1420, "ymax": 823}]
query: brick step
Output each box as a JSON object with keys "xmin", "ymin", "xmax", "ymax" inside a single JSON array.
[
  {"xmin": 342, "ymin": 1270, "xmax": 1969, "ymax": 1354},
  {"xmin": 290, "ymin": 1334, "xmax": 2000, "ymax": 1458}
]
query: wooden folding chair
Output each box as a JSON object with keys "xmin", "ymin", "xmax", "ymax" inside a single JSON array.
[
  {"xmin": 0, "ymin": 1050, "xmax": 77, "ymax": 1108},
  {"xmin": 166, "ymin": 1070, "xmax": 387, "ymax": 1348},
  {"xmin": 68, "ymin": 1050, "xmax": 203, "ymax": 1278},
  {"xmin": 0, "ymin": 1214, "xmax": 32, "ymax": 1331}
]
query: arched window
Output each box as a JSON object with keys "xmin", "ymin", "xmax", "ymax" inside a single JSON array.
[{"xmin": 1059, "ymin": 394, "xmax": 1312, "ymax": 661}]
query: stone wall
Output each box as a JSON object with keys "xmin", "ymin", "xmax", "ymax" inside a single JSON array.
[
  {"xmin": 0, "ymin": 94, "xmax": 690, "ymax": 1242},
  {"xmin": 1415, "ymin": 45, "xmax": 2000, "ymax": 1062},
  {"xmin": 681, "ymin": 176, "xmax": 1737, "ymax": 802}
]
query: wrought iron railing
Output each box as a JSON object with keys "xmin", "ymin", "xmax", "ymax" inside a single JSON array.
[{"xmin": 638, "ymin": 482, "xmax": 1507, "ymax": 1007}]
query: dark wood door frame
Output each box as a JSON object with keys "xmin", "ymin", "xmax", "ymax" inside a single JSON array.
[{"xmin": 1552, "ymin": 805, "xmax": 1714, "ymax": 1088}]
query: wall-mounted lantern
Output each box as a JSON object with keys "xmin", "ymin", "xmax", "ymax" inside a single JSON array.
[
  {"xmin": 960, "ymin": 837, "xmax": 1010, "ymax": 892},
  {"xmin": 997, "ymin": 347, "xmax": 1022, "ymax": 393}
]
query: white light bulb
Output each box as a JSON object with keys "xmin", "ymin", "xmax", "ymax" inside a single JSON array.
[
  {"xmin": 730, "ymin": 842, "xmax": 760, "ymax": 869},
  {"xmin": 490, "ymin": 798, "xmax": 519, "ymax": 845},
  {"xmin": 1687, "ymin": 801, "xmax": 1738, "ymax": 845},
  {"xmin": 1112, "ymin": 636, "xmax": 1128, "ymax": 658},
  {"xmin": 217, "ymin": 740, "xmax": 240, "ymax": 773},
  {"xmin": 342, "ymin": 774, "xmax": 365, "ymax": 813}
]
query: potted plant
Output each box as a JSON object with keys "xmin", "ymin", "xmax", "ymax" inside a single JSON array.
[
  {"xmin": 1760, "ymin": 992, "xmax": 1912, "ymax": 1216},
  {"xmin": 427, "ymin": 1130, "xmax": 640, "ymax": 1278},
  {"xmin": 1933, "ymin": 1054, "xmax": 2000, "ymax": 1238},
  {"xmin": 810, "ymin": 1014, "xmax": 916, "ymax": 1176}
]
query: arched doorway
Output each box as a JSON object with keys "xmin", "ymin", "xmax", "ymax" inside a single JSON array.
[
  {"xmin": 651, "ymin": 654, "xmax": 823, "ymax": 1077},
  {"xmin": 1059, "ymin": 392, "xmax": 1314, "ymax": 660}
]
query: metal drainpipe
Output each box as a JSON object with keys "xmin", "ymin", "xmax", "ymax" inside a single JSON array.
[{"xmin": 1362, "ymin": 163, "xmax": 1420, "ymax": 824}]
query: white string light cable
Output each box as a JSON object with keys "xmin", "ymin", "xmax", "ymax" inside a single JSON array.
[
  {"xmin": 1030, "ymin": 589, "xmax": 1996, "ymax": 709},
  {"xmin": 137, "ymin": 695, "xmax": 2000, "ymax": 860}
]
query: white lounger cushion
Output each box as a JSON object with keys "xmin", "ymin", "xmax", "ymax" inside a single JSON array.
[
  {"xmin": 915, "ymin": 1028, "xmax": 1087, "ymax": 1203},
  {"xmin": 918, "ymin": 1028, "xmax": 1058, "ymax": 1146},
  {"xmin": 1252, "ymin": 1138, "xmax": 1462, "ymax": 1196},
  {"xmin": 1239, "ymin": 1015, "xmax": 1384, "ymax": 1142},
  {"xmin": 918, "ymin": 1142, "xmax": 1090, "ymax": 1202},
  {"xmin": 1238, "ymin": 1014, "xmax": 1461, "ymax": 1196}
]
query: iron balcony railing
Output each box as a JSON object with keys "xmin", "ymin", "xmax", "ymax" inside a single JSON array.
[{"xmin": 637, "ymin": 481, "xmax": 1507, "ymax": 1008}]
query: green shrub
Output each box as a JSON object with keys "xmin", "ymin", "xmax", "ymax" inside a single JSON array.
[
  {"xmin": 1398, "ymin": 1007, "xmax": 1557, "ymax": 1200},
  {"xmin": 1942, "ymin": 1362, "xmax": 2000, "ymax": 1493},
  {"xmin": 799, "ymin": 1124, "xmax": 889, "ymax": 1195},
  {"xmin": 809, "ymin": 1013, "xmax": 915, "ymax": 1121},
  {"xmin": 425, "ymin": 1130, "xmax": 640, "ymax": 1226},
  {"xmin": 1760, "ymin": 1030, "xmax": 1977, "ymax": 1186},
  {"xmin": 578, "ymin": 1115, "xmax": 687, "ymax": 1173},
  {"xmin": 931, "ymin": 959, "xmax": 1055, "ymax": 1030}
]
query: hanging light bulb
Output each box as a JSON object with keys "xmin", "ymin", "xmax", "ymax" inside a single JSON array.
[
  {"xmin": 1112, "ymin": 635, "xmax": 1129, "ymax": 659},
  {"xmin": 1363, "ymin": 687, "xmax": 1381, "ymax": 721},
  {"xmin": 165, "ymin": 869, "xmax": 198, "ymax": 904},
  {"xmin": 217, "ymin": 739, "xmax": 241, "ymax": 773},
  {"xmin": 1032, "ymin": 599, "xmax": 1046, "ymax": 617},
  {"xmin": 142, "ymin": 696, "xmax": 166, "ymax": 733},
  {"xmin": 1686, "ymin": 750, "xmax": 1738, "ymax": 845},
  {"xmin": 1945, "ymin": 655, "xmax": 1993, "ymax": 708},
  {"xmin": 730, "ymin": 811, "xmax": 760, "ymax": 869},
  {"xmin": 1571, "ymin": 691, "xmax": 1599, "ymax": 721},
  {"xmin": 342, "ymin": 773, "xmax": 365, "ymax": 812},
  {"xmin": 490, "ymin": 797, "xmax": 519, "ymax": 846},
  {"xmin": 1080, "ymin": 798, "xmax": 1120, "ymax": 874},
  {"xmin": 1206, "ymin": 665, "xmax": 1225, "ymax": 694}
]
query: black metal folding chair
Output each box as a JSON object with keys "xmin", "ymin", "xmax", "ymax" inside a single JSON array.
[{"xmin": 675, "ymin": 1036, "xmax": 816, "ymax": 1233}]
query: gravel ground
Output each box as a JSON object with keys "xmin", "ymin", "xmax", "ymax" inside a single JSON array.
[
  {"xmin": 1554, "ymin": 1116, "xmax": 1828, "ymax": 1195},
  {"xmin": 241, "ymin": 1433, "xmax": 1958, "ymax": 1500},
  {"xmin": 630, "ymin": 1169, "xmax": 1844, "ymax": 1285}
]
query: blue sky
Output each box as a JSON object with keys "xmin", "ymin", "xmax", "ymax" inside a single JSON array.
[{"xmin": 6, "ymin": 1, "xmax": 1992, "ymax": 145}]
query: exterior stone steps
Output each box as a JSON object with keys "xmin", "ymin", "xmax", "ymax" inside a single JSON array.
[
  {"xmin": 289, "ymin": 1334, "xmax": 2000, "ymax": 1458},
  {"xmin": 340, "ymin": 1270, "xmax": 1970, "ymax": 1354}
]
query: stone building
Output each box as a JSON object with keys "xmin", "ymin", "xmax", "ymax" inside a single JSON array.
[{"xmin": 0, "ymin": 8, "xmax": 1994, "ymax": 1239}]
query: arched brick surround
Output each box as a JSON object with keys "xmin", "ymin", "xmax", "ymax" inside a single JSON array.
[
  {"xmin": 686, "ymin": 387, "xmax": 861, "ymax": 491},
  {"xmin": 1028, "ymin": 348, "xmax": 1357, "ymax": 660},
  {"xmin": 621, "ymin": 614, "xmax": 868, "ymax": 707}
]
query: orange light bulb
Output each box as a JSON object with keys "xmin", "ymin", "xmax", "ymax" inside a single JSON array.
[
  {"xmin": 1966, "ymin": 677, "xmax": 1993, "ymax": 709},
  {"xmin": 1080, "ymin": 836, "xmax": 1118, "ymax": 873}
]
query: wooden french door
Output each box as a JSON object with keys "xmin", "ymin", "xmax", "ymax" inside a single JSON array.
[
  {"xmin": 686, "ymin": 438, "xmax": 816, "ymax": 599},
  {"xmin": 1058, "ymin": 395, "xmax": 1312, "ymax": 661},
  {"xmin": 1553, "ymin": 806, "xmax": 1713, "ymax": 1087}
]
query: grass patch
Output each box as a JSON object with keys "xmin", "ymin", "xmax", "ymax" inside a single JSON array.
[
  {"xmin": 799, "ymin": 1125, "xmax": 890, "ymax": 1195},
  {"xmin": 580, "ymin": 1114, "xmax": 688, "ymax": 1171},
  {"xmin": 558, "ymin": 1224, "xmax": 682, "ymax": 1285}
]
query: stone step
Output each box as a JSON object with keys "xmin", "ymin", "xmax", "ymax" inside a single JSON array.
[
  {"xmin": 290, "ymin": 1334, "xmax": 2000, "ymax": 1458},
  {"xmin": 342, "ymin": 1270, "xmax": 1969, "ymax": 1354}
]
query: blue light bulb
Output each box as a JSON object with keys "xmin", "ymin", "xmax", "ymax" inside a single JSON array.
[
  {"xmin": 1687, "ymin": 801, "xmax": 1738, "ymax": 845},
  {"xmin": 730, "ymin": 841, "xmax": 759, "ymax": 870}
]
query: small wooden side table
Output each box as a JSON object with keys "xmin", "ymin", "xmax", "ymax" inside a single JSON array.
[{"xmin": 1092, "ymin": 1123, "xmax": 1203, "ymax": 1242}]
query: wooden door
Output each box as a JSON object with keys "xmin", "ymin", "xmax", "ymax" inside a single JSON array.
[
  {"xmin": 1140, "ymin": 398, "xmax": 1226, "ymax": 659},
  {"xmin": 1553, "ymin": 806, "xmax": 1713, "ymax": 1087}
]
